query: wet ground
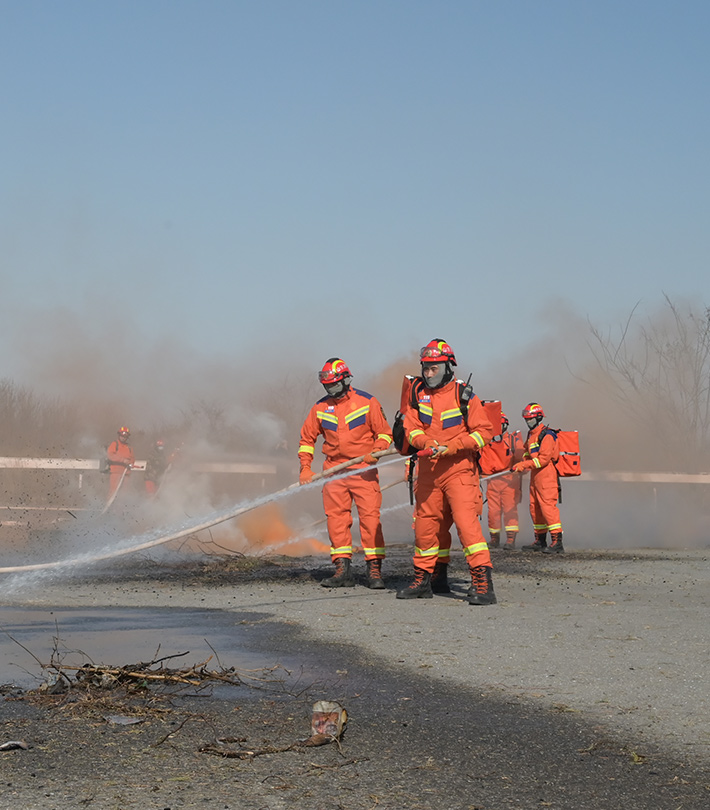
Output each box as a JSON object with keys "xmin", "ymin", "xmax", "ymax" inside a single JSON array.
[{"xmin": 1, "ymin": 546, "xmax": 709, "ymax": 809}]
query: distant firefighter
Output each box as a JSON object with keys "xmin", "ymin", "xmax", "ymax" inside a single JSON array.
[
  {"xmin": 513, "ymin": 403, "xmax": 564, "ymax": 554},
  {"xmin": 145, "ymin": 439, "xmax": 169, "ymax": 497},
  {"xmin": 481, "ymin": 412, "xmax": 524, "ymax": 550},
  {"xmin": 106, "ymin": 426, "xmax": 135, "ymax": 500},
  {"xmin": 298, "ymin": 358, "xmax": 393, "ymax": 590}
]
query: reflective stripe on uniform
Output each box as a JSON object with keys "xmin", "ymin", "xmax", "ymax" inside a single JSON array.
[
  {"xmin": 414, "ymin": 546, "xmax": 440, "ymax": 558},
  {"xmin": 345, "ymin": 405, "xmax": 370, "ymax": 425},
  {"xmin": 330, "ymin": 545, "xmax": 352, "ymax": 557},
  {"xmin": 298, "ymin": 444, "xmax": 315, "ymax": 455},
  {"xmin": 462, "ymin": 541, "xmax": 489, "ymax": 556},
  {"xmin": 469, "ymin": 431, "xmax": 485, "ymax": 448}
]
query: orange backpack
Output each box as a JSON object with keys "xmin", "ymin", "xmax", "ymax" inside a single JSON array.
[{"xmin": 541, "ymin": 428, "xmax": 581, "ymax": 477}]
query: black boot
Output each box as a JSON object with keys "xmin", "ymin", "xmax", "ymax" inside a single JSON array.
[
  {"xmin": 321, "ymin": 558, "xmax": 355, "ymax": 588},
  {"xmin": 396, "ymin": 568, "xmax": 433, "ymax": 599},
  {"xmin": 488, "ymin": 533, "xmax": 500, "ymax": 549},
  {"xmin": 467, "ymin": 565, "xmax": 497, "ymax": 605},
  {"xmin": 366, "ymin": 559, "xmax": 386, "ymax": 589},
  {"xmin": 542, "ymin": 532, "xmax": 565, "ymax": 554},
  {"xmin": 522, "ymin": 532, "xmax": 547, "ymax": 551},
  {"xmin": 431, "ymin": 562, "xmax": 451, "ymax": 594},
  {"xmin": 503, "ymin": 532, "xmax": 517, "ymax": 550}
]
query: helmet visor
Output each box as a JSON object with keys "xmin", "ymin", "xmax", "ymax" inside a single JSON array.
[
  {"xmin": 420, "ymin": 346, "xmax": 449, "ymax": 361},
  {"xmin": 318, "ymin": 370, "xmax": 343, "ymax": 384}
]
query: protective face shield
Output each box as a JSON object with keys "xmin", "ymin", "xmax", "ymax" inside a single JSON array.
[
  {"xmin": 525, "ymin": 417, "xmax": 540, "ymax": 429},
  {"xmin": 421, "ymin": 363, "xmax": 447, "ymax": 389},
  {"xmin": 118, "ymin": 427, "xmax": 130, "ymax": 443}
]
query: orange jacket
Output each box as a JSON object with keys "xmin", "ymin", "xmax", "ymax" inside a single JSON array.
[
  {"xmin": 403, "ymin": 381, "xmax": 493, "ymax": 475},
  {"xmin": 299, "ymin": 388, "xmax": 392, "ymax": 471},
  {"xmin": 517, "ymin": 423, "xmax": 559, "ymax": 483},
  {"xmin": 107, "ymin": 439, "xmax": 135, "ymax": 471}
]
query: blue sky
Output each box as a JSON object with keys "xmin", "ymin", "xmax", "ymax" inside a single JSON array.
[{"xmin": 1, "ymin": 0, "xmax": 709, "ymax": 395}]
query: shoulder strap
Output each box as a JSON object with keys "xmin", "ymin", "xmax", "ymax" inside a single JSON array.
[{"xmin": 410, "ymin": 377, "xmax": 425, "ymax": 409}]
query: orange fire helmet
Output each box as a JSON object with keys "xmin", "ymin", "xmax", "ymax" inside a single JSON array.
[
  {"xmin": 522, "ymin": 403, "xmax": 544, "ymax": 420},
  {"xmin": 318, "ymin": 358, "xmax": 351, "ymax": 384},
  {"xmin": 118, "ymin": 426, "xmax": 131, "ymax": 437},
  {"xmin": 420, "ymin": 339, "xmax": 457, "ymax": 366}
]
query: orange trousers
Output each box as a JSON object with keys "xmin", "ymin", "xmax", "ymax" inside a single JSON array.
[
  {"xmin": 412, "ymin": 502, "xmax": 454, "ymax": 563},
  {"xmin": 486, "ymin": 475, "xmax": 521, "ymax": 537},
  {"xmin": 322, "ymin": 468, "xmax": 385, "ymax": 560},
  {"xmin": 529, "ymin": 473, "xmax": 562, "ymax": 533},
  {"xmin": 108, "ymin": 467, "xmax": 129, "ymax": 499},
  {"xmin": 413, "ymin": 461, "xmax": 491, "ymax": 573}
]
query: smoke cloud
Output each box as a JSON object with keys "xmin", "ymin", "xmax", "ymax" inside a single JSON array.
[{"xmin": 1, "ymin": 295, "xmax": 709, "ymax": 556}]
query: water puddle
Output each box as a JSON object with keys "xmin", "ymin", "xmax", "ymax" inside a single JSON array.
[{"xmin": 0, "ymin": 605, "xmax": 307, "ymax": 693}]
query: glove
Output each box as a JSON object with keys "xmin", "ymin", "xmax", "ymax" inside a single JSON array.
[
  {"xmin": 363, "ymin": 453, "xmax": 378, "ymax": 465},
  {"xmin": 424, "ymin": 439, "xmax": 440, "ymax": 451},
  {"xmin": 512, "ymin": 462, "xmax": 524, "ymax": 473},
  {"xmin": 439, "ymin": 438, "xmax": 464, "ymax": 456},
  {"xmin": 299, "ymin": 467, "xmax": 314, "ymax": 486}
]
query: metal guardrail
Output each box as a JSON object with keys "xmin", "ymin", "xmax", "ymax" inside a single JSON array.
[
  {"xmin": 0, "ymin": 458, "xmax": 709, "ymax": 482},
  {"xmin": 0, "ymin": 458, "xmax": 277, "ymax": 474}
]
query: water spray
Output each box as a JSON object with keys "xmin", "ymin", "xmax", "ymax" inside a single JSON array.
[{"xmin": 0, "ymin": 448, "xmax": 404, "ymax": 574}]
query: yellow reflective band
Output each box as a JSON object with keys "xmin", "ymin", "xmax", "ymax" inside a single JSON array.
[
  {"xmin": 463, "ymin": 541, "xmax": 489, "ymax": 556},
  {"xmin": 317, "ymin": 410, "xmax": 339, "ymax": 424},
  {"xmin": 469, "ymin": 431, "xmax": 485, "ymax": 448},
  {"xmin": 298, "ymin": 444, "xmax": 315, "ymax": 455},
  {"xmin": 437, "ymin": 550, "xmax": 450, "ymax": 560},
  {"xmin": 489, "ymin": 529, "xmax": 501, "ymax": 535},
  {"xmin": 409, "ymin": 429, "xmax": 425, "ymax": 440},
  {"xmin": 377, "ymin": 433, "xmax": 391, "ymax": 443},
  {"xmin": 523, "ymin": 451, "xmax": 531, "ymax": 459},
  {"xmin": 533, "ymin": 458, "xmax": 542, "ymax": 468},
  {"xmin": 504, "ymin": 524, "xmax": 519, "ymax": 532},
  {"xmin": 530, "ymin": 442, "xmax": 540, "ymax": 451},
  {"xmin": 441, "ymin": 407, "xmax": 462, "ymax": 421},
  {"xmin": 533, "ymin": 522, "xmax": 548, "ymax": 530},
  {"xmin": 418, "ymin": 404, "xmax": 433, "ymax": 417},
  {"xmin": 547, "ymin": 523, "xmax": 562, "ymax": 531},
  {"xmin": 414, "ymin": 547, "xmax": 440, "ymax": 558},
  {"xmin": 330, "ymin": 545, "xmax": 352, "ymax": 556},
  {"xmin": 361, "ymin": 547, "xmax": 386, "ymax": 557},
  {"xmin": 345, "ymin": 405, "xmax": 370, "ymax": 424}
]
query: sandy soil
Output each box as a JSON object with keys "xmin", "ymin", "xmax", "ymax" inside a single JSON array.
[{"xmin": 1, "ymin": 545, "xmax": 709, "ymax": 809}]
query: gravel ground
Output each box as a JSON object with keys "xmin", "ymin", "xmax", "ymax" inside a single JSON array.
[{"xmin": 1, "ymin": 544, "xmax": 709, "ymax": 809}]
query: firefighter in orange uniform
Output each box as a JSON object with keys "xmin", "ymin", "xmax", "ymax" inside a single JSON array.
[
  {"xmin": 107, "ymin": 426, "xmax": 135, "ymax": 499},
  {"xmin": 484, "ymin": 413, "xmax": 524, "ymax": 550},
  {"xmin": 144, "ymin": 439, "xmax": 168, "ymax": 497},
  {"xmin": 299, "ymin": 359, "xmax": 393, "ymax": 589},
  {"xmin": 397, "ymin": 339, "xmax": 496, "ymax": 605},
  {"xmin": 512, "ymin": 402, "xmax": 564, "ymax": 554}
]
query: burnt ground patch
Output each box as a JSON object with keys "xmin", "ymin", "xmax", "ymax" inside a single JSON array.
[{"xmin": 2, "ymin": 592, "xmax": 709, "ymax": 810}]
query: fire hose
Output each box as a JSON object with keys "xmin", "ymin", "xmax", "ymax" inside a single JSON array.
[
  {"xmin": 101, "ymin": 467, "xmax": 130, "ymax": 515},
  {"xmin": 0, "ymin": 448, "xmax": 402, "ymax": 574}
]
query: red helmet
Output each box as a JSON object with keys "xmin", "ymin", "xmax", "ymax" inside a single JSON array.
[
  {"xmin": 420, "ymin": 339, "xmax": 457, "ymax": 366},
  {"xmin": 522, "ymin": 403, "xmax": 544, "ymax": 420},
  {"xmin": 318, "ymin": 358, "xmax": 351, "ymax": 384},
  {"xmin": 118, "ymin": 426, "xmax": 130, "ymax": 437},
  {"xmin": 155, "ymin": 439, "xmax": 164, "ymax": 448},
  {"xmin": 501, "ymin": 412, "xmax": 509, "ymax": 428}
]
